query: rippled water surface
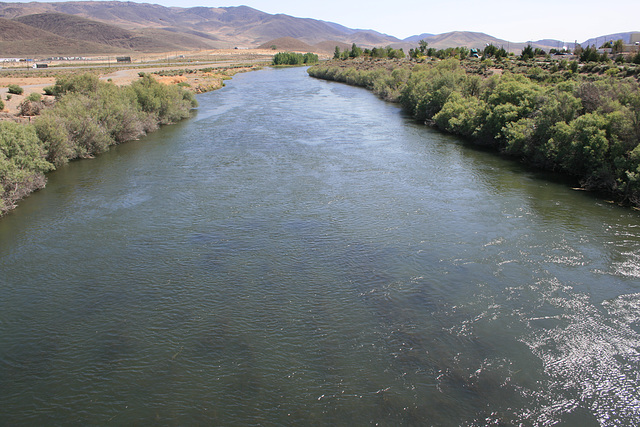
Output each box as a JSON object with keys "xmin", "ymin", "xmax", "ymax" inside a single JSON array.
[{"xmin": 1, "ymin": 67, "xmax": 640, "ymax": 425}]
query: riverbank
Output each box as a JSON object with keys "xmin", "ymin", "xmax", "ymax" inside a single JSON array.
[
  {"xmin": 0, "ymin": 62, "xmax": 262, "ymax": 120},
  {"xmin": 0, "ymin": 63, "xmax": 261, "ymax": 216},
  {"xmin": 308, "ymin": 57, "xmax": 640, "ymax": 208}
]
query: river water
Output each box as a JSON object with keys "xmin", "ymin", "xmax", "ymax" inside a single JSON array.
[{"xmin": 1, "ymin": 67, "xmax": 640, "ymax": 425}]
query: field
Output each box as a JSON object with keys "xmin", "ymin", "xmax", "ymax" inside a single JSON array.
[{"xmin": 0, "ymin": 49, "xmax": 279, "ymax": 119}]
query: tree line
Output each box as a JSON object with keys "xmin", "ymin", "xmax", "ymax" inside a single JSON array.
[
  {"xmin": 272, "ymin": 52, "xmax": 319, "ymax": 66},
  {"xmin": 308, "ymin": 57, "xmax": 640, "ymax": 206},
  {"xmin": 334, "ymin": 43, "xmax": 406, "ymax": 60},
  {"xmin": 0, "ymin": 73, "xmax": 197, "ymax": 215}
]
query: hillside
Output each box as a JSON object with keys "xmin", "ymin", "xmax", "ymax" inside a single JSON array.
[
  {"xmin": 0, "ymin": 2, "xmax": 401, "ymax": 49},
  {"xmin": 404, "ymin": 33, "xmax": 435, "ymax": 43},
  {"xmin": 314, "ymin": 40, "xmax": 352, "ymax": 55},
  {"xmin": 0, "ymin": 17, "xmax": 125, "ymax": 55},
  {"xmin": 581, "ymin": 32, "xmax": 639, "ymax": 47},
  {"xmin": 14, "ymin": 13, "xmax": 138, "ymax": 44},
  {"xmin": 0, "ymin": 1, "xmax": 636, "ymax": 57},
  {"xmin": 402, "ymin": 31, "xmax": 562, "ymax": 54},
  {"xmin": 258, "ymin": 37, "xmax": 315, "ymax": 52}
]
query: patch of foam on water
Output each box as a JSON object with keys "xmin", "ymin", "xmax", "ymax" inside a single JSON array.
[
  {"xmin": 519, "ymin": 282, "xmax": 640, "ymax": 425},
  {"xmin": 610, "ymin": 251, "xmax": 640, "ymax": 278},
  {"xmin": 544, "ymin": 239, "xmax": 587, "ymax": 267}
]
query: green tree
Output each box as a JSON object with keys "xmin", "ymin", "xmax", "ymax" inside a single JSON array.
[
  {"xmin": 349, "ymin": 43, "xmax": 363, "ymax": 58},
  {"xmin": 483, "ymin": 44, "xmax": 497, "ymax": 58},
  {"xmin": 520, "ymin": 44, "xmax": 534, "ymax": 60},
  {"xmin": 419, "ymin": 39, "xmax": 429, "ymax": 54},
  {"xmin": 334, "ymin": 46, "xmax": 341, "ymax": 59},
  {"xmin": 612, "ymin": 39, "xmax": 625, "ymax": 54},
  {"xmin": 580, "ymin": 45, "xmax": 603, "ymax": 62},
  {"xmin": 482, "ymin": 73, "xmax": 543, "ymax": 142},
  {"xmin": 551, "ymin": 112, "xmax": 611, "ymax": 178},
  {"xmin": 433, "ymin": 91, "xmax": 487, "ymax": 137}
]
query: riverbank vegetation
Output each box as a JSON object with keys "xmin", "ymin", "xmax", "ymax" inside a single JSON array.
[
  {"xmin": 308, "ymin": 44, "xmax": 640, "ymax": 207},
  {"xmin": 0, "ymin": 73, "xmax": 197, "ymax": 215},
  {"xmin": 272, "ymin": 52, "xmax": 319, "ymax": 66}
]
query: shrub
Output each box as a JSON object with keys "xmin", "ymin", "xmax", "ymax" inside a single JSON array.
[
  {"xmin": 50, "ymin": 73, "xmax": 100, "ymax": 98},
  {"xmin": 27, "ymin": 93, "xmax": 42, "ymax": 102},
  {"xmin": 19, "ymin": 99, "xmax": 44, "ymax": 117},
  {"xmin": 7, "ymin": 84, "xmax": 24, "ymax": 95},
  {"xmin": 272, "ymin": 52, "xmax": 319, "ymax": 65},
  {"xmin": 130, "ymin": 74, "xmax": 197, "ymax": 125},
  {"xmin": 2, "ymin": 72, "xmax": 200, "ymax": 215},
  {"xmin": 0, "ymin": 121, "xmax": 53, "ymax": 213}
]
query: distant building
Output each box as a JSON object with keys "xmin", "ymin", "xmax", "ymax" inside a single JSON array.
[
  {"xmin": 116, "ymin": 56, "xmax": 132, "ymax": 63},
  {"xmin": 621, "ymin": 33, "xmax": 640, "ymax": 53}
]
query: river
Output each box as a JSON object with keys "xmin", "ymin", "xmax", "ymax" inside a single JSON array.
[{"xmin": 1, "ymin": 67, "xmax": 640, "ymax": 425}]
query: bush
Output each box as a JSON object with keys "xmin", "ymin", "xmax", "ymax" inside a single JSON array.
[
  {"xmin": 129, "ymin": 73, "xmax": 198, "ymax": 125},
  {"xmin": 49, "ymin": 73, "xmax": 100, "ymax": 98},
  {"xmin": 19, "ymin": 99, "xmax": 44, "ymax": 117},
  {"xmin": 310, "ymin": 56, "xmax": 640, "ymax": 206},
  {"xmin": 34, "ymin": 73, "xmax": 197, "ymax": 165},
  {"xmin": 272, "ymin": 52, "xmax": 319, "ymax": 65},
  {"xmin": 27, "ymin": 93, "xmax": 42, "ymax": 102},
  {"xmin": 7, "ymin": 84, "xmax": 24, "ymax": 95},
  {"xmin": 0, "ymin": 121, "xmax": 53, "ymax": 213},
  {"xmin": 2, "ymin": 72, "xmax": 200, "ymax": 215}
]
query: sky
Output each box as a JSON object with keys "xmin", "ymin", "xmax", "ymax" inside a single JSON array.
[{"xmin": 24, "ymin": 0, "xmax": 640, "ymax": 43}]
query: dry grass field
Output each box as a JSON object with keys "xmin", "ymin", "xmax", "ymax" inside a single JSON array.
[{"xmin": 0, "ymin": 49, "xmax": 278, "ymax": 118}]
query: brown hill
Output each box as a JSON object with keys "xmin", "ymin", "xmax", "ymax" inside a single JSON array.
[
  {"xmin": 399, "ymin": 31, "xmax": 563, "ymax": 55},
  {"xmin": 0, "ymin": 17, "xmax": 125, "ymax": 55},
  {"xmin": 14, "ymin": 13, "xmax": 220, "ymax": 53},
  {"xmin": 258, "ymin": 37, "xmax": 314, "ymax": 52},
  {"xmin": 313, "ymin": 40, "xmax": 352, "ymax": 55},
  {"xmin": 0, "ymin": 1, "xmax": 607, "ymax": 57},
  {"xmin": 14, "ymin": 13, "xmax": 138, "ymax": 44},
  {"xmin": 136, "ymin": 27, "xmax": 225, "ymax": 50},
  {"xmin": 422, "ymin": 31, "xmax": 508, "ymax": 50},
  {"xmin": 0, "ymin": 2, "xmax": 401, "ymax": 49}
]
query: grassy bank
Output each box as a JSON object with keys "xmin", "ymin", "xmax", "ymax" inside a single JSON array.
[
  {"xmin": 308, "ymin": 58, "xmax": 640, "ymax": 207},
  {"xmin": 0, "ymin": 73, "xmax": 197, "ymax": 215}
]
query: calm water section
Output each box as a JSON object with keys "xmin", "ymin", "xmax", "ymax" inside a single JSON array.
[{"xmin": 1, "ymin": 67, "xmax": 640, "ymax": 425}]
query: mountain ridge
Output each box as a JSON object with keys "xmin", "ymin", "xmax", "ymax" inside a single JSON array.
[{"xmin": 0, "ymin": 2, "xmax": 636, "ymax": 56}]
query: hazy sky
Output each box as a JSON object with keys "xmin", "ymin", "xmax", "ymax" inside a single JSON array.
[{"xmin": 25, "ymin": 0, "xmax": 640, "ymax": 43}]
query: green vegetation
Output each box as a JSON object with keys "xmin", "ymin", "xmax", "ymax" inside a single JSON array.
[
  {"xmin": 1, "ymin": 73, "xmax": 198, "ymax": 215},
  {"xmin": 336, "ymin": 44, "xmax": 405, "ymax": 60},
  {"xmin": 26, "ymin": 93, "xmax": 42, "ymax": 102},
  {"xmin": 272, "ymin": 52, "xmax": 319, "ymax": 66},
  {"xmin": 308, "ymin": 53, "xmax": 640, "ymax": 206},
  {"xmin": 7, "ymin": 84, "xmax": 24, "ymax": 95},
  {"xmin": 0, "ymin": 122, "xmax": 53, "ymax": 213}
]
